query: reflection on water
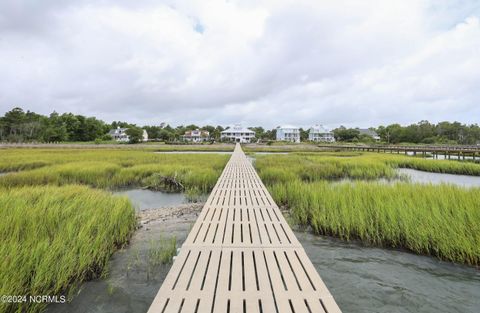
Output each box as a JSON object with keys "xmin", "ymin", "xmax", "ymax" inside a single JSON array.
[
  {"xmin": 112, "ymin": 189, "xmax": 186, "ymax": 211},
  {"xmin": 398, "ymin": 168, "xmax": 480, "ymax": 187},
  {"xmin": 296, "ymin": 231, "xmax": 480, "ymax": 313}
]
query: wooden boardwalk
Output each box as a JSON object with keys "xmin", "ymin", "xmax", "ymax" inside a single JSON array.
[{"xmin": 147, "ymin": 144, "xmax": 341, "ymax": 313}]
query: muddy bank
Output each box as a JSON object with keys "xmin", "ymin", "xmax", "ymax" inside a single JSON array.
[{"xmin": 138, "ymin": 203, "xmax": 204, "ymax": 225}]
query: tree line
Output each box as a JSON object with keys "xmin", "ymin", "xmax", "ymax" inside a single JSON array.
[
  {"xmin": 0, "ymin": 108, "xmax": 276, "ymax": 143},
  {"xmin": 1, "ymin": 107, "xmax": 478, "ymax": 145},
  {"xmin": 333, "ymin": 121, "xmax": 480, "ymax": 145}
]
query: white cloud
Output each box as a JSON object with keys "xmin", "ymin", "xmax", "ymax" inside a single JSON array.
[{"xmin": 0, "ymin": 0, "xmax": 479, "ymax": 128}]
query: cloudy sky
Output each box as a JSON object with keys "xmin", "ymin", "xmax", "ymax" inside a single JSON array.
[{"xmin": 0, "ymin": 0, "xmax": 479, "ymax": 128}]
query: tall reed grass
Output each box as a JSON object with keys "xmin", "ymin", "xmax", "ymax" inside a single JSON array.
[
  {"xmin": 255, "ymin": 153, "xmax": 397, "ymax": 185},
  {"xmin": 255, "ymin": 152, "xmax": 480, "ymax": 184},
  {"xmin": 0, "ymin": 185, "xmax": 136, "ymax": 313},
  {"xmin": 270, "ymin": 180, "xmax": 480, "ymax": 265},
  {"xmin": 0, "ymin": 149, "xmax": 229, "ymax": 193}
]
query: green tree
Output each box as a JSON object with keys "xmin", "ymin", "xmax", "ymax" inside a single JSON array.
[
  {"xmin": 333, "ymin": 127, "xmax": 360, "ymax": 142},
  {"xmin": 42, "ymin": 112, "xmax": 67, "ymax": 142},
  {"xmin": 125, "ymin": 127, "xmax": 144, "ymax": 144},
  {"xmin": 159, "ymin": 129, "xmax": 175, "ymax": 142},
  {"xmin": 299, "ymin": 128, "xmax": 309, "ymax": 141}
]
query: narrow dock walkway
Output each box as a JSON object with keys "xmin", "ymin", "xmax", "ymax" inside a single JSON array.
[{"xmin": 147, "ymin": 144, "xmax": 341, "ymax": 313}]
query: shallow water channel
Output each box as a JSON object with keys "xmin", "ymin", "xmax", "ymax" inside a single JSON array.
[
  {"xmin": 297, "ymin": 231, "xmax": 480, "ymax": 313},
  {"xmin": 399, "ymin": 168, "xmax": 480, "ymax": 187},
  {"xmin": 112, "ymin": 189, "xmax": 186, "ymax": 211}
]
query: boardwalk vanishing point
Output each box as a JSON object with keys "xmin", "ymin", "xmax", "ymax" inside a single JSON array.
[{"xmin": 147, "ymin": 144, "xmax": 342, "ymax": 313}]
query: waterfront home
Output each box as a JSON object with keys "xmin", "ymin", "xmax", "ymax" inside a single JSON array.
[
  {"xmin": 182, "ymin": 129, "xmax": 210, "ymax": 142},
  {"xmin": 108, "ymin": 127, "xmax": 129, "ymax": 142},
  {"xmin": 276, "ymin": 125, "xmax": 300, "ymax": 143},
  {"xmin": 221, "ymin": 125, "xmax": 256, "ymax": 143},
  {"xmin": 358, "ymin": 128, "xmax": 381, "ymax": 141},
  {"xmin": 308, "ymin": 125, "xmax": 335, "ymax": 142},
  {"xmin": 108, "ymin": 127, "xmax": 148, "ymax": 142}
]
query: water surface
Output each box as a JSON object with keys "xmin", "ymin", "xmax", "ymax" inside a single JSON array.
[
  {"xmin": 297, "ymin": 231, "xmax": 480, "ymax": 313},
  {"xmin": 398, "ymin": 168, "xmax": 480, "ymax": 187},
  {"xmin": 112, "ymin": 189, "xmax": 186, "ymax": 211}
]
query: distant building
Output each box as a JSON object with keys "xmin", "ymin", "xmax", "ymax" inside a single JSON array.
[
  {"xmin": 108, "ymin": 127, "xmax": 148, "ymax": 142},
  {"xmin": 221, "ymin": 125, "xmax": 255, "ymax": 143},
  {"xmin": 309, "ymin": 125, "xmax": 335, "ymax": 142},
  {"xmin": 358, "ymin": 128, "xmax": 381, "ymax": 141},
  {"xmin": 182, "ymin": 129, "xmax": 210, "ymax": 142},
  {"xmin": 276, "ymin": 125, "xmax": 300, "ymax": 143},
  {"xmin": 108, "ymin": 127, "xmax": 129, "ymax": 142}
]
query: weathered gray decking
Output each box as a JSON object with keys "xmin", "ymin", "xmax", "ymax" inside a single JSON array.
[{"xmin": 147, "ymin": 144, "xmax": 341, "ymax": 313}]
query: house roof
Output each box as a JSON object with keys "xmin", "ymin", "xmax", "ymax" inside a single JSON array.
[
  {"xmin": 277, "ymin": 125, "xmax": 299, "ymax": 130},
  {"xmin": 108, "ymin": 127, "xmax": 128, "ymax": 135},
  {"xmin": 221, "ymin": 125, "xmax": 255, "ymax": 134},
  {"xmin": 309, "ymin": 124, "xmax": 331, "ymax": 133}
]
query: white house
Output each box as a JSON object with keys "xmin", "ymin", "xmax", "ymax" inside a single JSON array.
[
  {"xmin": 358, "ymin": 128, "xmax": 381, "ymax": 141},
  {"xmin": 182, "ymin": 129, "xmax": 210, "ymax": 142},
  {"xmin": 108, "ymin": 127, "xmax": 129, "ymax": 142},
  {"xmin": 108, "ymin": 127, "xmax": 148, "ymax": 142},
  {"xmin": 308, "ymin": 125, "xmax": 335, "ymax": 142},
  {"xmin": 276, "ymin": 125, "xmax": 300, "ymax": 143},
  {"xmin": 221, "ymin": 125, "xmax": 255, "ymax": 143}
]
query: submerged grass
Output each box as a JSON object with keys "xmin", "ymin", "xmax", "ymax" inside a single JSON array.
[
  {"xmin": 0, "ymin": 185, "xmax": 136, "ymax": 313},
  {"xmin": 148, "ymin": 236, "xmax": 177, "ymax": 266}
]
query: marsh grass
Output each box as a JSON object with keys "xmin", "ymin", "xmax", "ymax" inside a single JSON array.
[
  {"xmin": 0, "ymin": 149, "xmax": 229, "ymax": 193},
  {"xmin": 255, "ymin": 153, "xmax": 398, "ymax": 185},
  {"xmin": 0, "ymin": 185, "xmax": 136, "ymax": 313},
  {"xmin": 255, "ymin": 152, "xmax": 480, "ymax": 184},
  {"xmin": 125, "ymin": 236, "xmax": 177, "ymax": 281},
  {"xmin": 148, "ymin": 236, "xmax": 177, "ymax": 266},
  {"xmin": 270, "ymin": 181, "xmax": 480, "ymax": 265}
]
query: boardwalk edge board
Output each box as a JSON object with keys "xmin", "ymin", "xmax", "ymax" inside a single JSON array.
[{"xmin": 147, "ymin": 144, "xmax": 342, "ymax": 313}]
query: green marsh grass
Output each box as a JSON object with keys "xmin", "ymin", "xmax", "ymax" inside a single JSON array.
[
  {"xmin": 270, "ymin": 181, "xmax": 480, "ymax": 265},
  {"xmin": 255, "ymin": 152, "xmax": 480, "ymax": 183},
  {"xmin": 255, "ymin": 153, "xmax": 397, "ymax": 185},
  {"xmin": 0, "ymin": 149, "xmax": 229, "ymax": 193},
  {"xmin": 0, "ymin": 185, "xmax": 136, "ymax": 313}
]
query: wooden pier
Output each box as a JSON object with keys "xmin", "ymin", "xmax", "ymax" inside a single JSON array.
[
  {"xmin": 318, "ymin": 144, "xmax": 480, "ymax": 161},
  {"xmin": 147, "ymin": 144, "xmax": 341, "ymax": 313}
]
